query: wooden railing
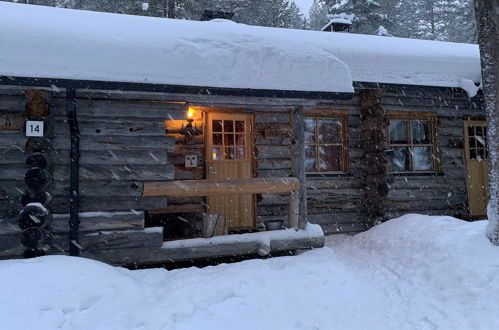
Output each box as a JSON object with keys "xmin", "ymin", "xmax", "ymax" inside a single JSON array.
[{"xmin": 143, "ymin": 177, "xmax": 301, "ymax": 228}]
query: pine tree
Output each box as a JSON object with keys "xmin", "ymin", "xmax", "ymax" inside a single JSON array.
[
  {"xmin": 327, "ymin": 0, "xmax": 393, "ymax": 35},
  {"xmin": 308, "ymin": 0, "xmax": 329, "ymax": 30}
]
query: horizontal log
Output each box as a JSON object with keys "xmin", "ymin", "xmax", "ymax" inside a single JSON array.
[
  {"xmin": 143, "ymin": 177, "xmax": 300, "ymax": 197},
  {"xmin": 52, "ymin": 149, "xmax": 168, "ymax": 166},
  {"xmin": 52, "ymin": 211, "xmax": 145, "ymax": 233},
  {"xmin": 83, "ymin": 227, "xmax": 324, "ymax": 265},
  {"xmin": 149, "ymin": 204, "xmax": 205, "ymax": 214},
  {"xmin": 52, "ymin": 227, "xmax": 164, "ymax": 252},
  {"xmin": 51, "ymin": 196, "xmax": 167, "ymax": 213},
  {"xmin": 53, "ymin": 164, "xmax": 175, "ymax": 181},
  {"xmin": 52, "ymin": 135, "xmax": 175, "ymax": 151}
]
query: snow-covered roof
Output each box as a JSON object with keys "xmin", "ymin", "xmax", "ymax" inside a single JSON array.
[
  {"xmin": 0, "ymin": 2, "xmax": 353, "ymax": 94},
  {"xmin": 0, "ymin": 2, "xmax": 482, "ymax": 95}
]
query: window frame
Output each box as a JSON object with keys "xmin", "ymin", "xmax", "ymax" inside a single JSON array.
[
  {"xmin": 386, "ymin": 111, "xmax": 440, "ymax": 174},
  {"xmin": 304, "ymin": 109, "xmax": 349, "ymax": 174}
]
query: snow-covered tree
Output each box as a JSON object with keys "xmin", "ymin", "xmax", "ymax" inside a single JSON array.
[
  {"xmin": 326, "ymin": 0, "xmax": 393, "ymax": 35},
  {"xmin": 474, "ymin": 0, "xmax": 499, "ymax": 245},
  {"xmin": 308, "ymin": 0, "xmax": 329, "ymax": 30},
  {"xmin": 235, "ymin": 0, "xmax": 305, "ymax": 29}
]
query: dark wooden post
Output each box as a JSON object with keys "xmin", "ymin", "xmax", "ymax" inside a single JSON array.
[
  {"xmin": 66, "ymin": 88, "xmax": 80, "ymax": 256},
  {"xmin": 359, "ymin": 89, "xmax": 389, "ymax": 228},
  {"xmin": 475, "ymin": 0, "xmax": 499, "ymax": 244},
  {"xmin": 291, "ymin": 106, "xmax": 307, "ymax": 229}
]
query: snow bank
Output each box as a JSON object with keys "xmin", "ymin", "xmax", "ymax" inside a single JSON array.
[
  {"xmin": 0, "ymin": 2, "xmax": 353, "ymax": 93},
  {"xmin": 1, "ymin": 214, "xmax": 498, "ymax": 329},
  {"xmin": 0, "ymin": 2, "xmax": 481, "ymax": 95}
]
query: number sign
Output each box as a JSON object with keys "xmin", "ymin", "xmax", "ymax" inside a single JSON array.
[{"xmin": 26, "ymin": 121, "xmax": 44, "ymax": 137}]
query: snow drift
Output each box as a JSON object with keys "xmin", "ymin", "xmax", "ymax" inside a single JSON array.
[{"xmin": 1, "ymin": 214, "xmax": 498, "ymax": 329}]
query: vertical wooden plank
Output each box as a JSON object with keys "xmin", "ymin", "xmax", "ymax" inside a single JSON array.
[{"xmin": 291, "ymin": 106, "xmax": 307, "ymax": 229}]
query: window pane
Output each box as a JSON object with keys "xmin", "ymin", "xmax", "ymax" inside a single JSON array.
[
  {"xmin": 224, "ymin": 134, "xmax": 234, "ymax": 146},
  {"xmin": 236, "ymin": 134, "xmax": 245, "ymax": 146},
  {"xmin": 304, "ymin": 118, "xmax": 316, "ymax": 144},
  {"xmin": 412, "ymin": 120, "xmax": 430, "ymax": 144},
  {"xmin": 235, "ymin": 147, "xmax": 245, "ymax": 160},
  {"xmin": 212, "ymin": 147, "xmax": 222, "ymax": 160},
  {"xmin": 476, "ymin": 126, "xmax": 483, "ymax": 136},
  {"xmin": 475, "ymin": 135, "xmax": 486, "ymax": 147},
  {"xmin": 318, "ymin": 119, "xmax": 342, "ymax": 144},
  {"xmin": 468, "ymin": 126, "xmax": 474, "ymax": 137},
  {"xmin": 319, "ymin": 146, "xmax": 342, "ymax": 171},
  {"xmin": 226, "ymin": 147, "xmax": 235, "ymax": 160},
  {"xmin": 213, "ymin": 120, "xmax": 222, "ymax": 132},
  {"xmin": 224, "ymin": 120, "xmax": 234, "ymax": 132},
  {"xmin": 477, "ymin": 148, "xmax": 486, "ymax": 160},
  {"xmin": 305, "ymin": 145, "xmax": 316, "ymax": 171},
  {"xmin": 412, "ymin": 146, "xmax": 433, "ymax": 171},
  {"xmin": 235, "ymin": 121, "xmax": 245, "ymax": 133},
  {"xmin": 469, "ymin": 137, "xmax": 476, "ymax": 148},
  {"xmin": 470, "ymin": 149, "xmax": 477, "ymax": 159},
  {"xmin": 213, "ymin": 133, "xmax": 222, "ymax": 146},
  {"xmin": 391, "ymin": 146, "xmax": 409, "ymax": 171},
  {"xmin": 389, "ymin": 120, "xmax": 408, "ymax": 144}
]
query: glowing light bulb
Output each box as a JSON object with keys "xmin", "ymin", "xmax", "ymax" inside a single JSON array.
[{"xmin": 187, "ymin": 108, "xmax": 195, "ymax": 118}]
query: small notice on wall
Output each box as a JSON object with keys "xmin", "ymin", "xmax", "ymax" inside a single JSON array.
[{"xmin": 26, "ymin": 120, "xmax": 44, "ymax": 137}]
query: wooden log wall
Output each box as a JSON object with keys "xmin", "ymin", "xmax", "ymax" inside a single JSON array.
[
  {"xmin": 47, "ymin": 96, "xmax": 175, "ymax": 213},
  {"xmin": 0, "ymin": 87, "xmax": 29, "ymax": 221},
  {"xmin": 380, "ymin": 87, "xmax": 483, "ymax": 220},
  {"xmin": 0, "ymin": 85, "xmax": 485, "ymax": 251}
]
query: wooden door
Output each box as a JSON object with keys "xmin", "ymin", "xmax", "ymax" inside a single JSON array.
[
  {"xmin": 464, "ymin": 120, "xmax": 489, "ymax": 216},
  {"xmin": 206, "ymin": 113, "xmax": 255, "ymax": 229}
]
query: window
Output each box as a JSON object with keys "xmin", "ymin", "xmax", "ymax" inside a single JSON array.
[
  {"xmin": 467, "ymin": 124, "xmax": 488, "ymax": 160},
  {"xmin": 387, "ymin": 113, "xmax": 438, "ymax": 172},
  {"xmin": 304, "ymin": 115, "xmax": 347, "ymax": 173},
  {"xmin": 211, "ymin": 119, "xmax": 247, "ymax": 160}
]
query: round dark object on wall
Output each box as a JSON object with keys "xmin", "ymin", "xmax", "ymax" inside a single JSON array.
[
  {"xmin": 23, "ymin": 248, "xmax": 45, "ymax": 259},
  {"xmin": 25, "ymin": 153, "xmax": 48, "ymax": 169},
  {"xmin": 21, "ymin": 190, "xmax": 51, "ymax": 206},
  {"xmin": 25, "ymin": 137, "xmax": 51, "ymax": 153},
  {"xmin": 18, "ymin": 203, "xmax": 50, "ymax": 230},
  {"xmin": 24, "ymin": 167, "xmax": 49, "ymax": 189},
  {"xmin": 21, "ymin": 227, "xmax": 43, "ymax": 248}
]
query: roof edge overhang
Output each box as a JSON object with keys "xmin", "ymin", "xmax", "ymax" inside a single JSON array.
[{"xmin": 0, "ymin": 76, "xmax": 354, "ymax": 101}]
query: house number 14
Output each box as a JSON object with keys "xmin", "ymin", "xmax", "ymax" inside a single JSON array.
[{"xmin": 26, "ymin": 120, "xmax": 44, "ymax": 137}]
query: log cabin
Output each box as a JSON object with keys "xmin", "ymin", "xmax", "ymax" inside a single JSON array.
[{"xmin": 0, "ymin": 3, "xmax": 485, "ymax": 265}]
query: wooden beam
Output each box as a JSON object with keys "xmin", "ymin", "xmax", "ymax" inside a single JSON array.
[
  {"xmin": 291, "ymin": 106, "xmax": 308, "ymax": 229},
  {"xmin": 143, "ymin": 177, "xmax": 300, "ymax": 197}
]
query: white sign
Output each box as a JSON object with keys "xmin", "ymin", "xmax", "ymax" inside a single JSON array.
[
  {"xmin": 185, "ymin": 155, "xmax": 198, "ymax": 168},
  {"xmin": 26, "ymin": 120, "xmax": 44, "ymax": 137}
]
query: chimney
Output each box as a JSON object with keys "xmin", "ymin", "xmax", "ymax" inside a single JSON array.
[
  {"xmin": 321, "ymin": 14, "xmax": 353, "ymax": 32},
  {"xmin": 200, "ymin": 10, "xmax": 235, "ymax": 21}
]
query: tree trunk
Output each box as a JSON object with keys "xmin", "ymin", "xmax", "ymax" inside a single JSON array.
[{"xmin": 474, "ymin": 0, "xmax": 499, "ymax": 245}]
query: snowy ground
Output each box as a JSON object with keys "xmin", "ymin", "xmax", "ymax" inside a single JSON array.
[{"xmin": 1, "ymin": 214, "xmax": 498, "ymax": 330}]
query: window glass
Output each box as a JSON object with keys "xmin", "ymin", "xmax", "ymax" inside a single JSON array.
[
  {"xmin": 235, "ymin": 121, "xmax": 245, "ymax": 133},
  {"xmin": 391, "ymin": 146, "xmax": 410, "ymax": 171},
  {"xmin": 412, "ymin": 120, "xmax": 430, "ymax": 144},
  {"xmin": 305, "ymin": 116, "xmax": 346, "ymax": 172},
  {"xmin": 318, "ymin": 119, "xmax": 341, "ymax": 144},
  {"xmin": 304, "ymin": 118, "xmax": 316, "ymax": 144},
  {"xmin": 305, "ymin": 145, "xmax": 317, "ymax": 171},
  {"xmin": 319, "ymin": 146, "xmax": 342, "ymax": 171},
  {"xmin": 212, "ymin": 120, "xmax": 222, "ymax": 132},
  {"xmin": 412, "ymin": 146, "xmax": 433, "ymax": 170},
  {"xmin": 389, "ymin": 120, "xmax": 408, "ymax": 144},
  {"xmin": 223, "ymin": 120, "xmax": 233, "ymax": 132},
  {"xmin": 388, "ymin": 116, "xmax": 436, "ymax": 172}
]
